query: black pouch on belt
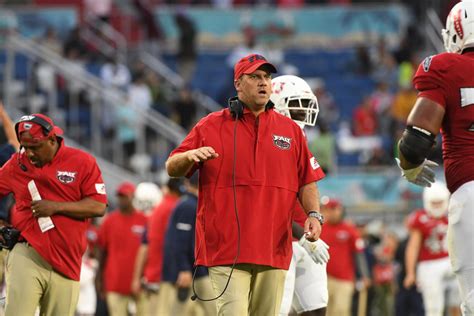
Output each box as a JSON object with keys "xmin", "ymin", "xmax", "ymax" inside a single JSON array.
[{"xmin": 0, "ymin": 227, "xmax": 21, "ymax": 250}]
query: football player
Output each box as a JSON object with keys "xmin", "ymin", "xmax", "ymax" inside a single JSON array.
[
  {"xmin": 271, "ymin": 75, "xmax": 330, "ymax": 316},
  {"xmin": 404, "ymin": 182, "xmax": 460, "ymax": 316},
  {"xmin": 133, "ymin": 182, "xmax": 163, "ymax": 215},
  {"xmin": 396, "ymin": 2, "xmax": 474, "ymax": 314}
]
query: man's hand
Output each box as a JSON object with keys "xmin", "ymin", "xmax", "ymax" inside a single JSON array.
[
  {"xmin": 299, "ymin": 237, "xmax": 330, "ymax": 264},
  {"xmin": 131, "ymin": 277, "xmax": 142, "ymax": 297},
  {"xmin": 176, "ymin": 271, "xmax": 193, "ymax": 288},
  {"xmin": 303, "ymin": 217, "xmax": 322, "ymax": 242},
  {"xmin": 396, "ymin": 158, "xmax": 438, "ymax": 187},
  {"xmin": 31, "ymin": 200, "xmax": 58, "ymax": 217},
  {"xmin": 187, "ymin": 147, "xmax": 219, "ymax": 163},
  {"xmin": 403, "ymin": 272, "xmax": 417, "ymax": 289}
]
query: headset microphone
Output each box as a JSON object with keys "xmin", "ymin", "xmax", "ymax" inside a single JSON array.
[{"xmin": 17, "ymin": 148, "xmax": 28, "ymax": 172}]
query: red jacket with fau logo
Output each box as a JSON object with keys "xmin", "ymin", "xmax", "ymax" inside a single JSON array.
[
  {"xmin": 169, "ymin": 107, "xmax": 325, "ymax": 269},
  {"xmin": 0, "ymin": 141, "xmax": 108, "ymax": 280}
]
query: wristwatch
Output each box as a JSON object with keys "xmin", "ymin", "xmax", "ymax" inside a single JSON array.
[{"xmin": 307, "ymin": 211, "xmax": 324, "ymax": 225}]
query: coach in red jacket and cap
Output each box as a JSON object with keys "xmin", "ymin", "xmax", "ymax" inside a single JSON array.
[
  {"xmin": 166, "ymin": 54, "xmax": 325, "ymax": 315},
  {"xmin": 0, "ymin": 113, "xmax": 107, "ymax": 316}
]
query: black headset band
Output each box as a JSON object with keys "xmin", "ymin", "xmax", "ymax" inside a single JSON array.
[{"xmin": 15, "ymin": 115, "xmax": 53, "ymax": 140}]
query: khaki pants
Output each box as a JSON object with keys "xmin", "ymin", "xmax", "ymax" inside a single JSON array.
[
  {"xmin": 155, "ymin": 277, "xmax": 216, "ymax": 316},
  {"xmin": 145, "ymin": 291, "xmax": 160, "ymax": 316},
  {"xmin": 327, "ymin": 276, "xmax": 355, "ymax": 316},
  {"xmin": 5, "ymin": 242, "xmax": 80, "ymax": 316},
  {"xmin": 106, "ymin": 292, "xmax": 147, "ymax": 316},
  {"xmin": 208, "ymin": 264, "xmax": 287, "ymax": 316}
]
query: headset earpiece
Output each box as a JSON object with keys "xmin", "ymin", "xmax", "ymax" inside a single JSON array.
[{"xmin": 228, "ymin": 97, "xmax": 243, "ymax": 120}]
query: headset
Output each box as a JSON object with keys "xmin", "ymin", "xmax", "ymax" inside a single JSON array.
[
  {"xmin": 190, "ymin": 97, "xmax": 243, "ymax": 302},
  {"xmin": 227, "ymin": 96, "xmax": 274, "ymax": 120},
  {"xmin": 14, "ymin": 115, "xmax": 54, "ymax": 141},
  {"xmin": 228, "ymin": 96, "xmax": 244, "ymax": 120},
  {"xmin": 14, "ymin": 115, "xmax": 55, "ymax": 172}
]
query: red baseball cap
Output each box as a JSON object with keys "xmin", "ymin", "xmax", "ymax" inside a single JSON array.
[
  {"xmin": 116, "ymin": 182, "xmax": 136, "ymax": 197},
  {"xmin": 234, "ymin": 54, "xmax": 277, "ymax": 81},
  {"xmin": 16, "ymin": 113, "xmax": 63, "ymax": 143}
]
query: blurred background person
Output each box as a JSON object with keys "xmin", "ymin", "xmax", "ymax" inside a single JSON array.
[
  {"xmin": 132, "ymin": 177, "xmax": 183, "ymax": 316},
  {"xmin": 97, "ymin": 182, "xmax": 148, "ymax": 316},
  {"xmin": 404, "ymin": 182, "xmax": 461, "ymax": 316},
  {"xmin": 319, "ymin": 198, "xmax": 370, "ymax": 316},
  {"xmin": 157, "ymin": 174, "xmax": 216, "ymax": 316}
]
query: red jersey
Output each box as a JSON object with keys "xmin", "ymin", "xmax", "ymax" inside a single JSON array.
[
  {"xmin": 320, "ymin": 221, "xmax": 364, "ymax": 281},
  {"xmin": 98, "ymin": 210, "xmax": 147, "ymax": 295},
  {"xmin": 143, "ymin": 193, "xmax": 180, "ymax": 283},
  {"xmin": 414, "ymin": 52, "xmax": 474, "ymax": 193},
  {"xmin": 0, "ymin": 141, "xmax": 107, "ymax": 280},
  {"xmin": 407, "ymin": 209, "xmax": 449, "ymax": 262},
  {"xmin": 170, "ymin": 107, "xmax": 325, "ymax": 269}
]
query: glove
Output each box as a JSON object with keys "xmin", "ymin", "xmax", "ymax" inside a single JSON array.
[
  {"xmin": 395, "ymin": 158, "xmax": 438, "ymax": 187},
  {"xmin": 298, "ymin": 236, "xmax": 330, "ymax": 264}
]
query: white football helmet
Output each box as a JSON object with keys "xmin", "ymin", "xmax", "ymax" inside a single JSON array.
[
  {"xmin": 133, "ymin": 182, "xmax": 163, "ymax": 215},
  {"xmin": 442, "ymin": 0, "xmax": 474, "ymax": 53},
  {"xmin": 270, "ymin": 75, "xmax": 319, "ymax": 129},
  {"xmin": 423, "ymin": 182, "xmax": 450, "ymax": 218}
]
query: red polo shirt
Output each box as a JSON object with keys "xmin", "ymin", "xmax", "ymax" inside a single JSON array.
[
  {"xmin": 0, "ymin": 140, "xmax": 107, "ymax": 280},
  {"xmin": 98, "ymin": 210, "xmax": 147, "ymax": 295},
  {"xmin": 320, "ymin": 221, "xmax": 364, "ymax": 281},
  {"xmin": 143, "ymin": 193, "xmax": 180, "ymax": 283},
  {"xmin": 170, "ymin": 107, "xmax": 324, "ymax": 269}
]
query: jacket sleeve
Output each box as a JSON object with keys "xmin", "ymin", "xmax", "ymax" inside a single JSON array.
[{"xmin": 174, "ymin": 200, "xmax": 196, "ymax": 272}]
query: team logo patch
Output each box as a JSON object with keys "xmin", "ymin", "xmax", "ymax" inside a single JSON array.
[
  {"xmin": 423, "ymin": 55, "xmax": 434, "ymax": 72},
  {"xmin": 95, "ymin": 183, "xmax": 106, "ymax": 195},
  {"xmin": 272, "ymin": 134, "xmax": 292, "ymax": 150},
  {"xmin": 19, "ymin": 115, "xmax": 36, "ymax": 122},
  {"xmin": 56, "ymin": 171, "xmax": 77, "ymax": 184},
  {"xmin": 310, "ymin": 156, "xmax": 320, "ymax": 170}
]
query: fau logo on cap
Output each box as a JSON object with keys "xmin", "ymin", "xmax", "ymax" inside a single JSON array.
[
  {"xmin": 57, "ymin": 171, "xmax": 77, "ymax": 184},
  {"xmin": 247, "ymin": 54, "xmax": 266, "ymax": 63},
  {"xmin": 272, "ymin": 134, "xmax": 292, "ymax": 150}
]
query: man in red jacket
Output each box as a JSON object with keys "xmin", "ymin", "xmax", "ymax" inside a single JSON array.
[
  {"xmin": 0, "ymin": 113, "xmax": 107, "ymax": 316},
  {"xmin": 166, "ymin": 54, "xmax": 324, "ymax": 315}
]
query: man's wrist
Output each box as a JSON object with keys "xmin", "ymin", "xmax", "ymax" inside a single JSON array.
[{"xmin": 307, "ymin": 211, "xmax": 324, "ymax": 225}]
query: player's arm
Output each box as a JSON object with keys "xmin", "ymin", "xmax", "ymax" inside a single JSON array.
[
  {"xmin": 404, "ymin": 228, "xmax": 422, "ymax": 288},
  {"xmin": 166, "ymin": 147, "xmax": 218, "ymax": 177},
  {"xmin": 95, "ymin": 248, "xmax": 107, "ymax": 299},
  {"xmin": 131, "ymin": 244, "xmax": 148, "ymax": 295},
  {"xmin": 31, "ymin": 197, "xmax": 106, "ymax": 219},
  {"xmin": 298, "ymin": 182, "xmax": 322, "ymax": 241},
  {"xmin": 397, "ymin": 97, "xmax": 445, "ymax": 186},
  {"xmin": 355, "ymin": 252, "xmax": 370, "ymax": 283},
  {"xmin": 0, "ymin": 102, "xmax": 20, "ymax": 151}
]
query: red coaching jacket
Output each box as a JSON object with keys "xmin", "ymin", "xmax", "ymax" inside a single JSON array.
[
  {"xmin": 0, "ymin": 141, "xmax": 107, "ymax": 280},
  {"xmin": 170, "ymin": 107, "xmax": 324, "ymax": 270}
]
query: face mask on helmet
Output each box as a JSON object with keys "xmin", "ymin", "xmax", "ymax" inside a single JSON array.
[
  {"xmin": 271, "ymin": 75, "xmax": 320, "ymax": 129},
  {"xmin": 442, "ymin": 1, "xmax": 474, "ymax": 53},
  {"xmin": 423, "ymin": 182, "xmax": 450, "ymax": 218},
  {"xmin": 133, "ymin": 182, "xmax": 163, "ymax": 214}
]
